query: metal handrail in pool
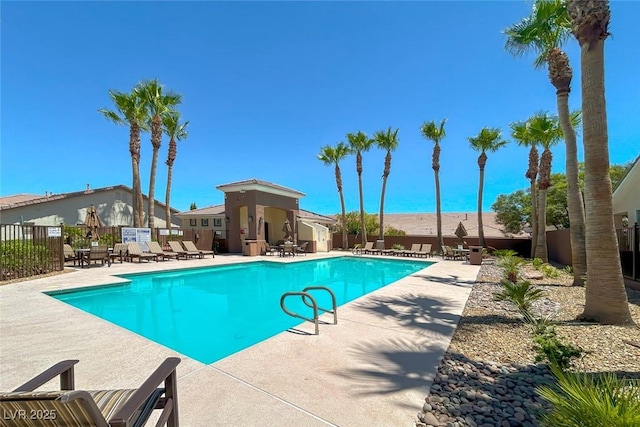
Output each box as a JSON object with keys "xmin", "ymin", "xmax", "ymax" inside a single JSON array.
[
  {"xmin": 301, "ymin": 286, "xmax": 337, "ymax": 325},
  {"xmin": 280, "ymin": 292, "xmax": 319, "ymax": 335}
]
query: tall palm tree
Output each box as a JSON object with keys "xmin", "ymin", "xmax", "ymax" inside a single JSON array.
[
  {"xmin": 528, "ymin": 113, "xmax": 563, "ymax": 262},
  {"xmin": 373, "ymin": 127, "xmax": 399, "ymax": 243},
  {"xmin": 468, "ymin": 128, "xmax": 508, "ymax": 248},
  {"xmin": 504, "ymin": 0, "xmax": 586, "ymax": 284},
  {"xmin": 567, "ymin": 0, "xmax": 633, "ymax": 325},
  {"xmin": 420, "ymin": 119, "xmax": 447, "ymax": 253},
  {"xmin": 510, "ymin": 119, "xmax": 539, "ymax": 256},
  {"xmin": 98, "ymin": 87, "xmax": 148, "ymax": 227},
  {"xmin": 162, "ymin": 111, "xmax": 189, "ymax": 228},
  {"xmin": 138, "ymin": 79, "xmax": 182, "ymax": 229},
  {"xmin": 318, "ymin": 142, "xmax": 351, "ymax": 251},
  {"xmin": 346, "ymin": 131, "xmax": 375, "ymax": 246}
]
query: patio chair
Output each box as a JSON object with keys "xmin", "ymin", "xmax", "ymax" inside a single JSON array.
[
  {"xmin": 182, "ymin": 240, "xmax": 214, "ymax": 258},
  {"xmin": 402, "ymin": 243, "xmax": 422, "ymax": 257},
  {"xmin": 0, "ymin": 357, "xmax": 180, "ymax": 427},
  {"xmin": 87, "ymin": 245, "xmax": 111, "ymax": 267},
  {"xmin": 127, "ymin": 242, "xmax": 159, "ymax": 263},
  {"xmin": 416, "ymin": 243, "xmax": 432, "ymax": 258},
  {"xmin": 281, "ymin": 242, "xmax": 295, "ymax": 257},
  {"xmin": 63, "ymin": 244, "xmax": 78, "ymax": 266},
  {"xmin": 294, "ymin": 241, "xmax": 309, "ymax": 256},
  {"xmin": 352, "ymin": 244, "xmax": 362, "ymax": 255},
  {"xmin": 109, "ymin": 243, "xmax": 129, "ymax": 264},
  {"xmin": 362, "ymin": 242, "xmax": 378, "ymax": 255},
  {"xmin": 442, "ymin": 246, "xmax": 462, "ymax": 260},
  {"xmin": 167, "ymin": 241, "xmax": 201, "ymax": 259},
  {"xmin": 147, "ymin": 241, "xmax": 179, "ymax": 261},
  {"xmin": 264, "ymin": 243, "xmax": 278, "ymax": 256}
]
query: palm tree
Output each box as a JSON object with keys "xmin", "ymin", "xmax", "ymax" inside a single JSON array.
[
  {"xmin": 138, "ymin": 79, "xmax": 182, "ymax": 229},
  {"xmin": 373, "ymin": 127, "xmax": 399, "ymax": 243},
  {"xmin": 318, "ymin": 142, "xmax": 351, "ymax": 250},
  {"xmin": 528, "ymin": 113, "xmax": 563, "ymax": 262},
  {"xmin": 162, "ymin": 111, "xmax": 189, "ymax": 228},
  {"xmin": 420, "ymin": 119, "xmax": 447, "ymax": 253},
  {"xmin": 509, "ymin": 119, "xmax": 539, "ymax": 256},
  {"xmin": 468, "ymin": 128, "xmax": 508, "ymax": 248},
  {"xmin": 98, "ymin": 87, "xmax": 148, "ymax": 227},
  {"xmin": 346, "ymin": 131, "xmax": 375, "ymax": 246},
  {"xmin": 567, "ymin": 0, "xmax": 633, "ymax": 325},
  {"xmin": 504, "ymin": 0, "xmax": 586, "ymax": 284}
]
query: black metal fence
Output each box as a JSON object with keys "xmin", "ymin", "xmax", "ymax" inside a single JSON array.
[
  {"xmin": 617, "ymin": 224, "xmax": 639, "ymax": 281},
  {"xmin": 0, "ymin": 224, "xmax": 64, "ymax": 281}
]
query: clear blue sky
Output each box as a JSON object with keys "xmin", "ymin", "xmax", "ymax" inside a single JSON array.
[{"xmin": 2, "ymin": 1, "xmax": 638, "ymax": 216}]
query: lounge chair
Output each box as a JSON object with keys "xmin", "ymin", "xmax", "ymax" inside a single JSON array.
[
  {"xmin": 352, "ymin": 244, "xmax": 362, "ymax": 255},
  {"xmin": 402, "ymin": 243, "xmax": 422, "ymax": 257},
  {"xmin": 167, "ymin": 241, "xmax": 201, "ymax": 259},
  {"xmin": 416, "ymin": 243, "xmax": 432, "ymax": 258},
  {"xmin": 362, "ymin": 242, "xmax": 380, "ymax": 255},
  {"xmin": 0, "ymin": 357, "xmax": 180, "ymax": 427},
  {"xmin": 109, "ymin": 243, "xmax": 129, "ymax": 264},
  {"xmin": 295, "ymin": 241, "xmax": 309, "ymax": 256},
  {"xmin": 147, "ymin": 241, "xmax": 179, "ymax": 261},
  {"xmin": 86, "ymin": 245, "xmax": 111, "ymax": 267},
  {"xmin": 182, "ymin": 240, "xmax": 214, "ymax": 258},
  {"xmin": 442, "ymin": 246, "xmax": 462, "ymax": 260},
  {"xmin": 63, "ymin": 244, "xmax": 78, "ymax": 266},
  {"xmin": 128, "ymin": 242, "xmax": 159, "ymax": 263}
]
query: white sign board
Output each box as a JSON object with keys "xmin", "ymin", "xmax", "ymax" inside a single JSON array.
[
  {"xmin": 121, "ymin": 227, "xmax": 152, "ymax": 251},
  {"xmin": 47, "ymin": 227, "xmax": 62, "ymax": 237}
]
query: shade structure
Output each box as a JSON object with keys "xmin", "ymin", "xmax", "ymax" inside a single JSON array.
[
  {"xmin": 84, "ymin": 205, "xmax": 103, "ymax": 241},
  {"xmin": 454, "ymin": 221, "xmax": 468, "ymax": 245},
  {"xmin": 282, "ymin": 219, "xmax": 293, "ymax": 240}
]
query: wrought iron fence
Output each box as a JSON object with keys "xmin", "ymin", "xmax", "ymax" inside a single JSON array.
[
  {"xmin": 0, "ymin": 224, "xmax": 64, "ymax": 281},
  {"xmin": 616, "ymin": 224, "xmax": 639, "ymax": 281}
]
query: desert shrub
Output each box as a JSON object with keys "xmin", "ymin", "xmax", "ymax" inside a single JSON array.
[
  {"xmin": 532, "ymin": 324, "xmax": 585, "ymax": 370},
  {"xmin": 498, "ymin": 255, "xmax": 524, "ymax": 283},
  {"xmin": 391, "ymin": 244, "xmax": 404, "ymax": 250},
  {"xmin": 493, "ymin": 249, "xmax": 518, "ymax": 258},
  {"xmin": 0, "ymin": 240, "xmax": 52, "ymax": 280},
  {"xmin": 537, "ymin": 364, "xmax": 640, "ymax": 427},
  {"xmin": 494, "ymin": 279, "xmax": 545, "ymax": 321}
]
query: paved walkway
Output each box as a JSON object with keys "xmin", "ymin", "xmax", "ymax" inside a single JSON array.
[{"xmin": 0, "ymin": 252, "xmax": 480, "ymax": 426}]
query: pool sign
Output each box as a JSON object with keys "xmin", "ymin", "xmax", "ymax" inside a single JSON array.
[
  {"xmin": 121, "ymin": 227, "xmax": 152, "ymax": 251},
  {"xmin": 47, "ymin": 227, "xmax": 62, "ymax": 237}
]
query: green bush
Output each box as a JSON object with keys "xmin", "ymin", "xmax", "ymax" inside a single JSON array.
[
  {"xmin": 532, "ymin": 257, "xmax": 544, "ymax": 269},
  {"xmin": 0, "ymin": 240, "xmax": 52, "ymax": 280},
  {"xmin": 493, "ymin": 249, "xmax": 518, "ymax": 258},
  {"xmin": 498, "ymin": 255, "xmax": 524, "ymax": 283},
  {"xmin": 537, "ymin": 364, "xmax": 640, "ymax": 426},
  {"xmin": 532, "ymin": 324, "xmax": 585, "ymax": 370},
  {"xmin": 392, "ymin": 244, "xmax": 405, "ymax": 250},
  {"xmin": 494, "ymin": 279, "xmax": 545, "ymax": 321}
]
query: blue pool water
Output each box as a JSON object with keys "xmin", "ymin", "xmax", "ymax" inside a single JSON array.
[{"xmin": 49, "ymin": 257, "xmax": 432, "ymax": 364}]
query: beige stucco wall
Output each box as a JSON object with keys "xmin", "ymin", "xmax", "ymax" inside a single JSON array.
[
  {"xmin": 0, "ymin": 189, "xmax": 179, "ymax": 227},
  {"xmin": 613, "ymin": 160, "xmax": 640, "ymax": 227}
]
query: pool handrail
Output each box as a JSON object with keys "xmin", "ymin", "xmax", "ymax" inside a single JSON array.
[
  {"xmin": 280, "ymin": 292, "xmax": 319, "ymax": 335},
  {"xmin": 301, "ymin": 286, "xmax": 337, "ymax": 325}
]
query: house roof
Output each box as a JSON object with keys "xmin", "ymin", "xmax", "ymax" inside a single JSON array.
[
  {"xmin": 0, "ymin": 185, "xmax": 180, "ymax": 213},
  {"xmin": 612, "ymin": 155, "xmax": 639, "ymax": 195},
  {"xmin": 176, "ymin": 204, "xmax": 226, "ymax": 217},
  {"xmin": 215, "ymin": 179, "xmax": 305, "ymax": 199},
  {"xmin": 298, "ymin": 209, "xmax": 337, "ymax": 224}
]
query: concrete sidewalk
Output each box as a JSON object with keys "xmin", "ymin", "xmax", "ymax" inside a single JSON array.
[{"xmin": 0, "ymin": 253, "xmax": 479, "ymax": 426}]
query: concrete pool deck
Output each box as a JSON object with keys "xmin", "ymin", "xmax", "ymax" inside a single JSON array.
[{"xmin": 0, "ymin": 252, "xmax": 480, "ymax": 426}]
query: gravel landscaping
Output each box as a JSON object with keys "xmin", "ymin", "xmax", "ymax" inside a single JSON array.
[{"xmin": 416, "ymin": 258, "xmax": 640, "ymax": 427}]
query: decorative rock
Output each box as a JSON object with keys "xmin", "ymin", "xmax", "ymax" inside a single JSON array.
[{"xmin": 423, "ymin": 411, "xmax": 441, "ymax": 426}]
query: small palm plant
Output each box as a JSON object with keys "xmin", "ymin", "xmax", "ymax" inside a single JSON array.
[
  {"xmin": 498, "ymin": 255, "xmax": 524, "ymax": 283},
  {"xmin": 494, "ymin": 279, "xmax": 545, "ymax": 322},
  {"xmin": 537, "ymin": 364, "xmax": 640, "ymax": 427},
  {"xmin": 493, "ymin": 249, "xmax": 518, "ymax": 258}
]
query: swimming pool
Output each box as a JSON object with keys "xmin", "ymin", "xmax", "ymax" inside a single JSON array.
[{"xmin": 50, "ymin": 257, "xmax": 432, "ymax": 364}]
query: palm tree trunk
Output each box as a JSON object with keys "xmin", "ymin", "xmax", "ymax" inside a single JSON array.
[
  {"xmin": 165, "ymin": 163, "xmax": 173, "ymax": 228},
  {"xmin": 357, "ymin": 152, "xmax": 367, "ymax": 246},
  {"xmin": 134, "ymin": 165, "xmax": 143, "ymax": 227},
  {"xmin": 578, "ymin": 34, "xmax": 632, "ymax": 325},
  {"xmin": 535, "ymin": 189, "xmax": 548, "ymax": 262},
  {"xmin": 129, "ymin": 122, "xmax": 142, "ymax": 227},
  {"xmin": 131, "ymin": 157, "xmax": 139, "ymax": 227},
  {"xmin": 530, "ymin": 180, "xmax": 538, "ymax": 258},
  {"xmin": 477, "ymin": 152, "xmax": 487, "ymax": 247},
  {"xmin": 148, "ymin": 146, "xmax": 159, "ymax": 230},
  {"xmin": 335, "ymin": 164, "xmax": 348, "ymax": 251},
  {"xmin": 433, "ymin": 143, "xmax": 444, "ymax": 252},
  {"xmin": 378, "ymin": 152, "xmax": 391, "ymax": 241},
  {"xmin": 557, "ymin": 92, "xmax": 587, "ymax": 285}
]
